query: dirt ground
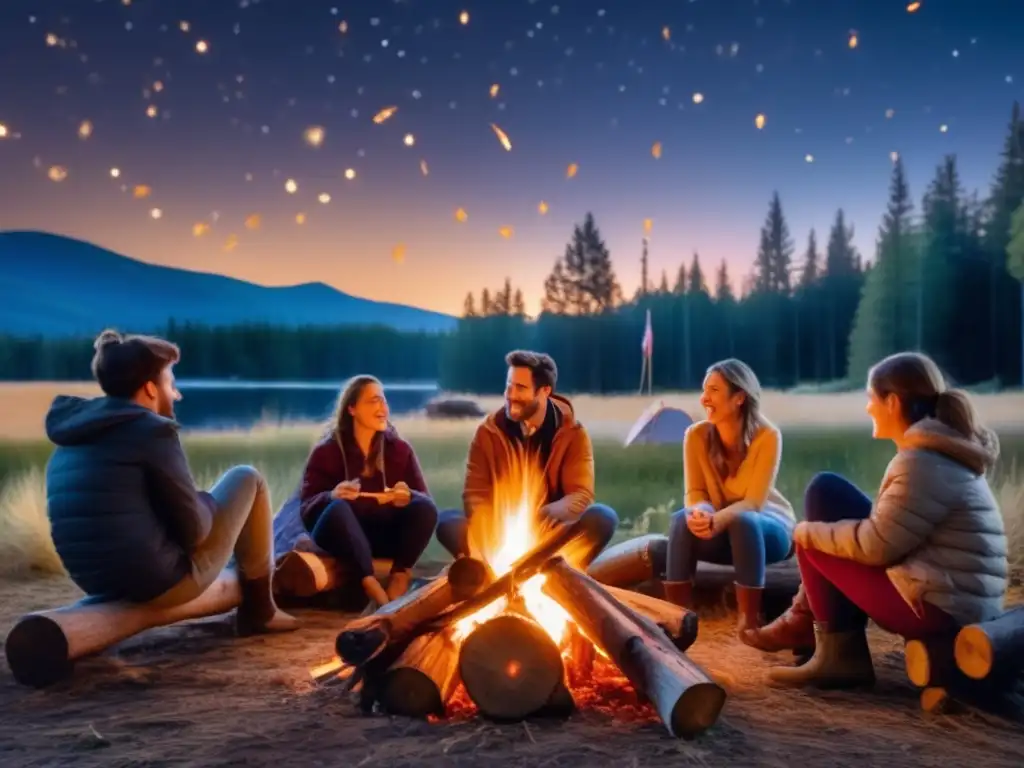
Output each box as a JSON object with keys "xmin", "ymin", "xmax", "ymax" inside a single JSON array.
[{"xmin": 2, "ymin": 574, "xmax": 1023, "ymax": 768}]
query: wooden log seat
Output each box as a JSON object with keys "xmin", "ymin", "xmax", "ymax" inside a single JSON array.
[
  {"xmin": 4, "ymin": 569, "xmax": 242, "ymax": 688},
  {"xmin": 954, "ymin": 606, "xmax": 1024, "ymax": 681},
  {"xmin": 587, "ymin": 534, "xmax": 801, "ymax": 621},
  {"xmin": 273, "ymin": 549, "xmax": 394, "ymax": 599}
]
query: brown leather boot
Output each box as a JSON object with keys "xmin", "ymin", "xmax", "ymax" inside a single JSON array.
[
  {"xmin": 236, "ymin": 574, "xmax": 300, "ymax": 636},
  {"xmin": 735, "ymin": 584, "xmax": 764, "ymax": 636},
  {"xmin": 662, "ymin": 580, "xmax": 693, "ymax": 609},
  {"xmin": 740, "ymin": 584, "xmax": 815, "ymax": 653}
]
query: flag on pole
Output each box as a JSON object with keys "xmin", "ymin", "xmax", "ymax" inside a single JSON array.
[{"xmin": 641, "ymin": 308, "xmax": 653, "ymax": 358}]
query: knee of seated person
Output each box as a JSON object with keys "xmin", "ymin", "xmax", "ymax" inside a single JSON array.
[
  {"xmin": 436, "ymin": 508, "xmax": 466, "ymax": 529},
  {"xmin": 728, "ymin": 509, "xmax": 761, "ymax": 531},
  {"xmin": 803, "ymin": 471, "xmax": 843, "ymax": 520},
  {"xmin": 583, "ymin": 503, "xmax": 619, "ymax": 536},
  {"xmin": 225, "ymin": 464, "xmax": 265, "ymax": 491},
  {"xmin": 406, "ymin": 497, "xmax": 439, "ymax": 528}
]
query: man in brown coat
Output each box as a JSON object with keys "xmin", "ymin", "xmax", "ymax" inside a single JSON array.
[{"xmin": 435, "ymin": 350, "xmax": 619, "ymax": 567}]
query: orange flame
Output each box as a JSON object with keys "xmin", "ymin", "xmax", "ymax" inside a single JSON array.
[{"xmin": 452, "ymin": 444, "xmax": 574, "ymax": 646}]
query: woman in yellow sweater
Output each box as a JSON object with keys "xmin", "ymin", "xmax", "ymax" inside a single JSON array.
[{"xmin": 663, "ymin": 359, "xmax": 796, "ymax": 636}]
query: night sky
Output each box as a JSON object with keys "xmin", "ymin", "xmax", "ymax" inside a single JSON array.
[{"xmin": 0, "ymin": 0, "xmax": 1021, "ymax": 317}]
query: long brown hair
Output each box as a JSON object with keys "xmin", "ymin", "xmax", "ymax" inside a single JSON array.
[
  {"xmin": 868, "ymin": 351, "xmax": 999, "ymax": 458},
  {"xmin": 324, "ymin": 374, "xmax": 387, "ymax": 479},
  {"xmin": 704, "ymin": 358, "xmax": 766, "ymax": 478}
]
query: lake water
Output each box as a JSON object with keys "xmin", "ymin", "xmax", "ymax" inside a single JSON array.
[{"xmin": 173, "ymin": 380, "xmax": 440, "ymax": 431}]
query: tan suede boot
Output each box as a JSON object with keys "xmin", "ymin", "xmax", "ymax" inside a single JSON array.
[
  {"xmin": 236, "ymin": 574, "xmax": 300, "ymax": 636},
  {"xmin": 734, "ymin": 584, "xmax": 764, "ymax": 636},
  {"xmin": 767, "ymin": 622, "xmax": 875, "ymax": 689},
  {"xmin": 662, "ymin": 580, "xmax": 693, "ymax": 609}
]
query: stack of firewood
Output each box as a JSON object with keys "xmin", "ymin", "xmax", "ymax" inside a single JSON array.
[{"xmin": 315, "ymin": 517, "xmax": 727, "ymax": 739}]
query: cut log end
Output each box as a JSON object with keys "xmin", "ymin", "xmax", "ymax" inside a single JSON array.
[
  {"xmin": 448, "ymin": 557, "xmax": 491, "ymax": 601},
  {"xmin": 458, "ymin": 613, "xmax": 564, "ymax": 721},
  {"xmin": 4, "ymin": 615, "xmax": 73, "ymax": 688},
  {"xmin": 336, "ymin": 626, "xmax": 388, "ymax": 664},
  {"xmin": 669, "ymin": 681, "xmax": 729, "ymax": 739},
  {"xmin": 904, "ymin": 639, "xmax": 932, "ymax": 688},
  {"xmin": 919, "ymin": 686, "xmax": 952, "ymax": 714},
  {"xmin": 954, "ymin": 625, "xmax": 994, "ymax": 680},
  {"xmin": 381, "ymin": 667, "xmax": 445, "ymax": 717}
]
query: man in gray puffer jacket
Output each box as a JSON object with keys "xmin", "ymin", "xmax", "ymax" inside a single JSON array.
[{"xmin": 45, "ymin": 329, "xmax": 297, "ymax": 635}]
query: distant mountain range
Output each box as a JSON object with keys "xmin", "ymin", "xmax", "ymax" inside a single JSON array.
[{"xmin": 0, "ymin": 231, "xmax": 457, "ymax": 337}]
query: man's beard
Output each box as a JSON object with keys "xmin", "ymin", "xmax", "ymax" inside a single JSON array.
[
  {"xmin": 156, "ymin": 390, "xmax": 176, "ymax": 420},
  {"xmin": 506, "ymin": 397, "xmax": 541, "ymax": 423}
]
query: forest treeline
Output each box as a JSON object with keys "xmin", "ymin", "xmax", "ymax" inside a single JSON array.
[{"xmin": 3, "ymin": 103, "xmax": 1023, "ymax": 394}]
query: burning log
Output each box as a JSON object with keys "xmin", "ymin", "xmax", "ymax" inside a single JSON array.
[
  {"xmin": 335, "ymin": 556, "xmax": 490, "ymax": 665},
  {"xmin": 458, "ymin": 612, "xmax": 566, "ymax": 721},
  {"xmin": 565, "ymin": 622, "xmax": 595, "ymax": 688},
  {"xmin": 541, "ymin": 557, "xmax": 726, "ymax": 739},
  {"xmin": 4, "ymin": 569, "xmax": 241, "ymax": 689},
  {"xmin": 422, "ymin": 512, "xmax": 605, "ymax": 634},
  {"xmin": 379, "ymin": 630, "xmax": 462, "ymax": 718},
  {"xmin": 604, "ymin": 585, "xmax": 699, "ymax": 653},
  {"xmin": 953, "ymin": 606, "xmax": 1024, "ymax": 681}
]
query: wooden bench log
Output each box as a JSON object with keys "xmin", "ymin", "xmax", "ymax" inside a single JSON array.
[
  {"xmin": 587, "ymin": 534, "xmax": 667, "ymax": 588},
  {"xmin": 904, "ymin": 635, "xmax": 960, "ymax": 688},
  {"xmin": 542, "ymin": 557, "xmax": 727, "ymax": 739},
  {"xmin": 273, "ymin": 551, "xmax": 394, "ymax": 599},
  {"xmin": 954, "ymin": 606, "xmax": 1024, "ymax": 681},
  {"xmin": 588, "ymin": 535, "xmax": 800, "ymax": 621},
  {"xmin": 4, "ymin": 569, "xmax": 242, "ymax": 688}
]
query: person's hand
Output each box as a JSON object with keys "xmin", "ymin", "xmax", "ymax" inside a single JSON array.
[
  {"xmin": 687, "ymin": 507, "xmax": 715, "ymax": 540},
  {"xmin": 390, "ymin": 481, "xmax": 412, "ymax": 508},
  {"xmin": 332, "ymin": 479, "xmax": 360, "ymax": 501},
  {"xmin": 710, "ymin": 506, "xmax": 738, "ymax": 536},
  {"xmin": 539, "ymin": 503, "xmax": 574, "ymax": 525}
]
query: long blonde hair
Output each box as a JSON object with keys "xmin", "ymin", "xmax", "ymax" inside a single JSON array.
[
  {"xmin": 324, "ymin": 375, "xmax": 386, "ymax": 479},
  {"xmin": 704, "ymin": 358, "xmax": 766, "ymax": 478},
  {"xmin": 868, "ymin": 352, "xmax": 999, "ymax": 458}
]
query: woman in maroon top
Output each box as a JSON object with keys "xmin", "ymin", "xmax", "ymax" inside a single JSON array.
[{"xmin": 299, "ymin": 375, "xmax": 437, "ymax": 605}]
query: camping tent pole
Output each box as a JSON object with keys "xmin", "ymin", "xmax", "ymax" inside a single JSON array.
[{"xmin": 638, "ymin": 354, "xmax": 647, "ymax": 395}]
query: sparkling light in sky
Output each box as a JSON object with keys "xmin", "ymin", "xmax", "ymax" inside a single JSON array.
[{"xmin": 0, "ymin": 0, "xmax": 1021, "ymax": 317}]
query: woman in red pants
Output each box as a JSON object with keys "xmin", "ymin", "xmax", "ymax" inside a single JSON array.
[{"xmin": 742, "ymin": 351, "xmax": 1008, "ymax": 688}]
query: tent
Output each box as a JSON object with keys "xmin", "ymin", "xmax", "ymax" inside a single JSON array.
[{"xmin": 624, "ymin": 401, "xmax": 694, "ymax": 446}]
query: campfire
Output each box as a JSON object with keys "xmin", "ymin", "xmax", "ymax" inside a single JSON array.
[{"xmin": 312, "ymin": 453, "xmax": 727, "ymax": 739}]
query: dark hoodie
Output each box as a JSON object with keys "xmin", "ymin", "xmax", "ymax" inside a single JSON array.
[{"xmin": 45, "ymin": 395, "xmax": 213, "ymax": 603}]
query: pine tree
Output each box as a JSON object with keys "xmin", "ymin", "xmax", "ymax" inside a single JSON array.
[
  {"xmin": 754, "ymin": 192, "xmax": 794, "ymax": 293},
  {"xmin": 512, "ymin": 288, "xmax": 526, "ymax": 317},
  {"xmin": 799, "ymin": 230, "xmax": 819, "ymax": 288},
  {"xmin": 480, "ymin": 287, "xmax": 493, "ymax": 316},
  {"xmin": 687, "ymin": 252, "xmax": 708, "ymax": 295},
  {"xmin": 672, "ymin": 262, "xmax": 687, "ymax": 295},
  {"xmin": 918, "ymin": 155, "xmax": 965, "ymax": 363},
  {"xmin": 658, "ymin": 269, "xmax": 670, "ymax": 294},
  {"xmin": 715, "ymin": 260, "xmax": 735, "ymax": 302},
  {"xmin": 847, "ymin": 157, "xmax": 919, "ymax": 382},
  {"xmin": 577, "ymin": 212, "xmax": 621, "ymax": 312},
  {"xmin": 541, "ymin": 258, "xmax": 569, "ymax": 314},
  {"xmin": 462, "ymin": 292, "xmax": 477, "ymax": 317},
  {"xmin": 822, "ymin": 209, "xmax": 861, "ymax": 379},
  {"xmin": 1008, "ymin": 202, "xmax": 1024, "ymax": 386},
  {"xmin": 985, "ymin": 101, "xmax": 1024, "ymax": 383}
]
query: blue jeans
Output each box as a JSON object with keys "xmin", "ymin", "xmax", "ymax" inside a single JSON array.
[
  {"xmin": 436, "ymin": 503, "xmax": 619, "ymax": 569},
  {"xmin": 307, "ymin": 497, "xmax": 438, "ymax": 579},
  {"xmin": 666, "ymin": 505, "xmax": 794, "ymax": 587}
]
